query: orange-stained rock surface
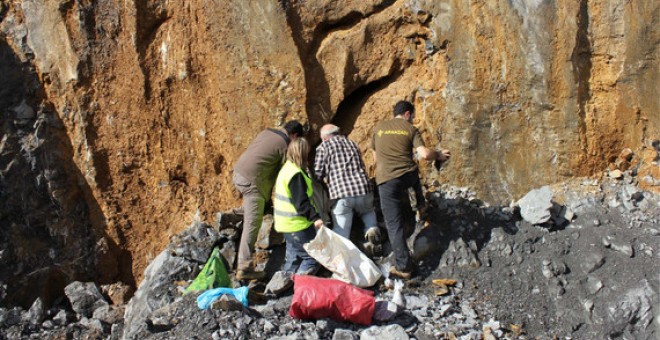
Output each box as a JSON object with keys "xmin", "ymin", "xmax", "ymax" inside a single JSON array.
[{"xmin": 0, "ymin": 0, "xmax": 657, "ymax": 292}]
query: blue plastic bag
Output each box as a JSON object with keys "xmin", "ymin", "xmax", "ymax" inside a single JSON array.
[{"xmin": 197, "ymin": 286, "xmax": 249, "ymax": 309}]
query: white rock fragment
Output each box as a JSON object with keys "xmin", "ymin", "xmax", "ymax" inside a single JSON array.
[
  {"xmin": 585, "ymin": 276, "xmax": 604, "ymax": 295},
  {"xmin": 611, "ymin": 243, "xmax": 634, "ymax": 257},
  {"xmin": 517, "ymin": 186, "xmax": 554, "ymax": 225}
]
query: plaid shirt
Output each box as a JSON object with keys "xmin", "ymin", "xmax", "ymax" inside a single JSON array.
[{"xmin": 314, "ymin": 135, "xmax": 371, "ymax": 200}]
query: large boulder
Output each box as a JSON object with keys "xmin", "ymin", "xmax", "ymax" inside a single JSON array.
[{"xmin": 517, "ymin": 186, "xmax": 554, "ymax": 225}]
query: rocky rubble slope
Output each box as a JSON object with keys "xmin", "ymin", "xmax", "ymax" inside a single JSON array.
[
  {"xmin": 1, "ymin": 171, "xmax": 657, "ymax": 339},
  {"xmin": 0, "ymin": 0, "xmax": 657, "ymax": 297}
]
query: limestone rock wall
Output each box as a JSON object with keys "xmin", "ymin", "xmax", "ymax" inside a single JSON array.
[{"xmin": 0, "ymin": 0, "xmax": 657, "ymax": 301}]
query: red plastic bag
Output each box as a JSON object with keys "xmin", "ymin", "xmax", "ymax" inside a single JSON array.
[{"xmin": 289, "ymin": 275, "xmax": 375, "ymax": 325}]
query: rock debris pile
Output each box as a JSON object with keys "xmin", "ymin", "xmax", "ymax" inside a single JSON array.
[{"xmin": 0, "ymin": 171, "xmax": 658, "ymax": 339}]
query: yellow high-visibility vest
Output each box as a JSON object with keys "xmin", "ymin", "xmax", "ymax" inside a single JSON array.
[{"xmin": 273, "ymin": 161, "xmax": 316, "ymax": 233}]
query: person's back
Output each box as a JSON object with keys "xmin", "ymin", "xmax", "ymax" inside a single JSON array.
[
  {"xmin": 315, "ymin": 134, "xmax": 370, "ymax": 200},
  {"xmin": 234, "ymin": 128, "xmax": 289, "ymax": 196},
  {"xmin": 372, "ymin": 118, "xmax": 422, "ymax": 185}
]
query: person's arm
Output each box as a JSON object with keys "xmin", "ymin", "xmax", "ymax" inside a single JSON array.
[
  {"xmin": 416, "ymin": 146, "xmax": 451, "ymax": 161},
  {"xmin": 411, "ymin": 126, "xmax": 450, "ymax": 162},
  {"xmin": 371, "ymin": 130, "xmax": 378, "ymax": 164},
  {"xmin": 288, "ymin": 173, "xmax": 322, "ymax": 226},
  {"xmin": 313, "ymin": 146, "xmax": 326, "ymax": 181}
]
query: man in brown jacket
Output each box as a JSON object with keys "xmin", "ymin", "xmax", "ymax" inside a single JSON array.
[{"xmin": 232, "ymin": 120, "xmax": 303, "ymax": 280}]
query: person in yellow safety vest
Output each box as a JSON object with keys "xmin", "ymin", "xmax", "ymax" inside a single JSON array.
[{"xmin": 273, "ymin": 137, "xmax": 324, "ymax": 275}]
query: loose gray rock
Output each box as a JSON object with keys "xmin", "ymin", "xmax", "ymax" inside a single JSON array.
[
  {"xmin": 41, "ymin": 319, "xmax": 54, "ymax": 329},
  {"xmin": 439, "ymin": 238, "xmax": 480, "ymax": 268},
  {"xmin": 271, "ymin": 333, "xmax": 301, "ymax": 340},
  {"xmin": 264, "ymin": 271, "xmax": 294, "ymax": 297},
  {"xmin": 263, "ymin": 320, "xmax": 276, "ymax": 333},
  {"xmin": 584, "ymin": 276, "xmax": 604, "ymax": 295},
  {"xmin": 333, "ymin": 329, "xmax": 358, "ymax": 340},
  {"xmin": 610, "ymin": 242, "xmax": 634, "ymax": 257},
  {"xmin": 64, "ymin": 281, "xmax": 109, "ymax": 318},
  {"xmin": 517, "ymin": 186, "xmax": 554, "ymax": 225},
  {"xmin": 602, "ymin": 280, "xmax": 657, "ymax": 339},
  {"xmin": 24, "ymin": 297, "xmax": 45, "ymax": 326},
  {"xmin": 360, "ymin": 324, "xmax": 409, "ymax": 340},
  {"xmin": 52, "ymin": 310, "xmax": 72, "ymax": 326},
  {"xmin": 79, "ymin": 316, "xmax": 105, "ymax": 333},
  {"xmin": 581, "ymin": 252, "xmax": 606, "ymax": 273},
  {"xmin": 219, "ymin": 240, "xmax": 237, "ymax": 271},
  {"xmin": 405, "ymin": 295, "xmax": 429, "ymax": 310},
  {"xmin": 256, "ymin": 214, "xmax": 284, "ymax": 249},
  {"xmin": 1, "ymin": 307, "xmax": 21, "ymax": 327},
  {"xmin": 92, "ymin": 304, "xmax": 123, "ymax": 325}
]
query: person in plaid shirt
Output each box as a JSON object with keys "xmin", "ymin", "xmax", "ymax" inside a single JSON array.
[{"xmin": 314, "ymin": 124, "xmax": 382, "ymax": 249}]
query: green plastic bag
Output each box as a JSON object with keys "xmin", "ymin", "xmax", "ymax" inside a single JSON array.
[{"xmin": 184, "ymin": 247, "xmax": 231, "ymax": 294}]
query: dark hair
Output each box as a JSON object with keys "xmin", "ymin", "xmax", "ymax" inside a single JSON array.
[
  {"xmin": 284, "ymin": 120, "xmax": 304, "ymax": 137},
  {"xmin": 393, "ymin": 100, "xmax": 415, "ymax": 117}
]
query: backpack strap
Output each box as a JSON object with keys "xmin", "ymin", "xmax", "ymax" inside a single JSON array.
[{"xmin": 268, "ymin": 128, "xmax": 290, "ymax": 144}]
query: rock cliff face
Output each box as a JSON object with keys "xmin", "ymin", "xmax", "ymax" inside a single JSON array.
[{"xmin": 0, "ymin": 0, "xmax": 657, "ymax": 303}]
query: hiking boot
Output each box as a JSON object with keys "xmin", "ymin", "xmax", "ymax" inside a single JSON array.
[
  {"xmin": 389, "ymin": 266, "xmax": 412, "ymax": 280},
  {"xmin": 236, "ymin": 269, "xmax": 266, "ymax": 281},
  {"xmin": 365, "ymin": 227, "xmax": 382, "ymax": 244},
  {"xmin": 363, "ymin": 241, "xmax": 383, "ymax": 258}
]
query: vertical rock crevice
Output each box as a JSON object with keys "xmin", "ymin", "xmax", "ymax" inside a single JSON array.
[
  {"xmin": 571, "ymin": 0, "xmax": 592, "ymax": 172},
  {"xmin": 133, "ymin": 1, "xmax": 170, "ymax": 101}
]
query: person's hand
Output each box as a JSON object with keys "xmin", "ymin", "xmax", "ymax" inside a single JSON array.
[
  {"xmin": 437, "ymin": 149, "xmax": 451, "ymax": 162},
  {"xmin": 313, "ymin": 219, "xmax": 324, "ymax": 229}
]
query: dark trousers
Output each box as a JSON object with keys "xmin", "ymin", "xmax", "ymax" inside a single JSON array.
[{"xmin": 378, "ymin": 170, "xmax": 424, "ymax": 271}]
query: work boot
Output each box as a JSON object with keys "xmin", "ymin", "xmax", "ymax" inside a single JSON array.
[
  {"xmin": 236, "ymin": 268, "xmax": 266, "ymax": 281},
  {"xmin": 365, "ymin": 227, "xmax": 382, "ymax": 244},
  {"xmin": 389, "ymin": 266, "xmax": 412, "ymax": 280},
  {"xmin": 363, "ymin": 241, "xmax": 383, "ymax": 258}
]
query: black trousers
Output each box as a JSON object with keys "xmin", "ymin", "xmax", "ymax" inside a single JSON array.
[{"xmin": 378, "ymin": 170, "xmax": 424, "ymax": 271}]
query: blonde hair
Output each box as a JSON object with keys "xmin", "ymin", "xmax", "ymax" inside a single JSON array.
[{"xmin": 287, "ymin": 138, "xmax": 310, "ymax": 168}]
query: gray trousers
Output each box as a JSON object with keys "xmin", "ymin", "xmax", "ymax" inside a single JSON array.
[{"xmin": 233, "ymin": 173, "xmax": 267, "ymax": 271}]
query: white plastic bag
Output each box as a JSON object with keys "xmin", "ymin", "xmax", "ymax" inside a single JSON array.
[
  {"xmin": 303, "ymin": 226, "xmax": 382, "ymax": 287},
  {"xmin": 391, "ymin": 279, "xmax": 405, "ymax": 308}
]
